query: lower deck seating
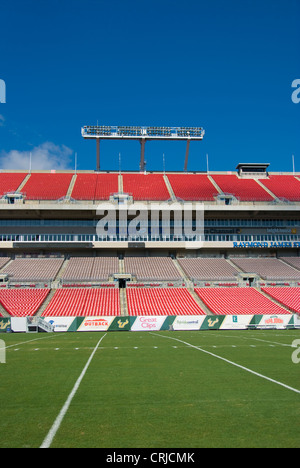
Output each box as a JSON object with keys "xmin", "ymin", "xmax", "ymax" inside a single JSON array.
[
  {"xmin": 42, "ymin": 288, "xmax": 120, "ymax": 317},
  {"xmin": 262, "ymin": 287, "xmax": 300, "ymax": 314},
  {"xmin": 195, "ymin": 287, "xmax": 290, "ymax": 315},
  {"xmin": 0, "ymin": 289, "xmax": 50, "ymax": 317},
  {"xmin": 127, "ymin": 288, "xmax": 206, "ymax": 316}
]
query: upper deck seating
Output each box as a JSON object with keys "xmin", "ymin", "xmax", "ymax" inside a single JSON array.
[
  {"xmin": 3, "ymin": 257, "xmax": 64, "ymax": 281},
  {"xmin": 195, "ymin": 287, "xmax": 289, "ymax": 315},
  {"xmin": 0, "ymin": 173, "xmax": 27, "ymax": 196},
  {"xmin": 178, "ymin": 257, "xmax": 239, "ymax": 281},
  {"xmin": 262, "ymin": 287, "xmax": 300, "ymax": 314},
  {"xmin": 0, "ymin": 288, "xmax": 50, "ymax": 317},
  {"xmin": 127, "ymin": 288, "xmax": 206, "ymax": 316},
  {"xmin": 259, "ymin": 175, "xmax": 300, "ymax": 201},
  {"xmin": 71, "ymin": 173, "xmax": 119, "ymax": 200},
  {"xmin": 122, "ymin": 173, "xmax": 170, "ymax": 200},
  {"xmin": 230, "ymin": 257, "xmax": 300, "ymax": 280},
  {"xmin": 21, "ymin": 173, "xmax": 73, "ymax": 200},
  {"xmin": 211, "ymin": 174, "xmax": 273, "ymax": 201},
  {"xmin": 42, "ymin": 288, "xmax": 120, "ymax": 317},
  {"xmin": 124, "ymin": 257, "xmax": 182, "ymax": 281},
  {"xmin": 167, "ymin": 174, "xmax": 217, "ymax": 201}
]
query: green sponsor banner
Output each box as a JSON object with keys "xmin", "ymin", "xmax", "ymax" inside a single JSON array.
[
  {"xmin": 200, "ymin": 316, "xmax": 225, "ymax": 330},
  {"xmin": 0, "ymin": 318, "xmax": 11, "ymax": 333},
  {"xmin": 108, "ymin": 316, "xmax": 134, "ymax": 331}
]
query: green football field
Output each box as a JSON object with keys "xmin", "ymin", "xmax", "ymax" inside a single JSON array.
[{"xmin": 0, "ymin": 329, "xmax": 299, "ymax": 448}]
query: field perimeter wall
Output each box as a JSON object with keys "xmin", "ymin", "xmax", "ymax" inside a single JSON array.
[{"xmin": 1, "ymin": 314, "xmax": 299, "ymax": 333}]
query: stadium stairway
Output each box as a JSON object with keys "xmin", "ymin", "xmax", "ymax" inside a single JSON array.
[
  {"xmin": 16, "ymin": 173, "xmax": 31, "ymax": 192},
  {"xmin": 35, "ymin": 288, "xmax": 58, "ymax": 317},
  {"xmin": 172, "ymin": 258, "xmax": 213, "ymax": 315},
  {"xmin": 163, "ymin": 175, "xmax": 177, "ymax": 201},
  {"xmin": 66, "ymin": 174, "xmax": 77, "ymax": 199},
  {"xmin": 207, "ymin": 175, "xmax": 223, "ymax": 195},
  {"xmin": 0, "ymin": 301, "xmax": 10, "ymax": 317},
  {"xmin": 54, "ymin": 258, "xmax": 70, "ymax": 282}
]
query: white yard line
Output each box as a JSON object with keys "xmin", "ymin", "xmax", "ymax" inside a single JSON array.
[
  {"xmin": 151, "ymin": 332, "xmax": 300, "ymax": 395},
  {"xmin": 1, "ymin": 333, "xmax": 62, "ymax": 350},
  {"xmin": 40, "ymin": 333, "xmax": 107, "ymax": 449}
]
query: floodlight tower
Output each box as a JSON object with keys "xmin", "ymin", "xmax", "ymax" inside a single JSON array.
[{"xmin": 81, "ymin": 125, "xmax": 205, "ymax": 172}]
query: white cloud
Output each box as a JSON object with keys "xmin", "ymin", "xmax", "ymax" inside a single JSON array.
[
  {"xmin": 0, "ymin": 142, "xmax": 73, "ymax": 170},
  {"xmin": 0, "ymin": 115, "xmax": 5, "ymax": 127}
]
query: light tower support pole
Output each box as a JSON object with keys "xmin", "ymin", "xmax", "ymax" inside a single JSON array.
[
  {"xmin": 96, "ymin": 139, "xmax": 100, "ymax": 172},
  {"xmin": 184, "ymin": 139, "xmax": 191, "ymax": 172},
  {"xmin": 140, "ymin": 139, "xmax": 146, "ymax": 172}
]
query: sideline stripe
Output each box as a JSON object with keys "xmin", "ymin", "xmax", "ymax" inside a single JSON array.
[
  {"xmin": 40, "ymin": 333, "xmax": 107, "ymax": 449},
  {"xmin": 151, "ymin": 332, "xmax": 300, "ymax": 395}
]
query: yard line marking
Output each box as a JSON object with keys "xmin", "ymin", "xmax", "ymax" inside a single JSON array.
[
  {"xmin": 151, "ymin": 333, "xmax": 300, "ymax": 395},
  {"xmin": 3, "ymin": 333, "xmax": 64, "ymax": 350},
  {"xmin": 40, "ymin": 333, "xmax": 107, "ymax": 449}
]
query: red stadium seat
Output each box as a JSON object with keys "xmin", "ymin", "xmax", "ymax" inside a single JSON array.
[
  {"xmin": 167, "ymin": 174, "xmax": 217, "ymax": 201},
  {"xmin": 127, "ymin": 288, "xmax": 206, "ymax": 316},
  {"xmin": 195, "ymin": 287, "xmax": 290, "ymax": 315},
  {"xmin": 42, "ymin": 288, "xmax": 120, "ymax": 317},
  {"xmin": 262, "ymin": 287, "xmax": 300, "ymax": 314},
  {"xmin": 259, "ymin": 175, "xmax": 300, "ymax": 201},
  {"xmin": 0, "ymin": 173, "xmax": 27, "ymax": 196},
  {"xmin": 211, "ymin": 174, "xmax": 273, "ymax": 201},
  {"xmin": 122, "ymin": 173, "xmax": 170, "ymax": 200},
  {"xmin": 21, "ymin": 173, "xmax": 73, "ymax": 200},
  {"xmin": 0, "ymin": 289, "xmax": 50, "ymax": 317}
]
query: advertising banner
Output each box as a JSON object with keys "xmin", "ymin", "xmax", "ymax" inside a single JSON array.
[
  {"xmin": 78, "ymin": 316, "xmax": 115, "ymax": 332},
  {"xmin": 172, "ymin": 316, "xmax": 205, "ymax": 330},
  {"xmin": 130, "ymin": 316, "xmax": 168, "ymax": 331}
]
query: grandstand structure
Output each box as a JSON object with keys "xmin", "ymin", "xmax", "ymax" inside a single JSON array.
[{"xmin": 0, "ymin": 159, "xmax": 299, "ymax": 332}]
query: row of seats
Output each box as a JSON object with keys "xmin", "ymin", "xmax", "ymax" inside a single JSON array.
[
  {"xmin": 231, "ymin": 257, "xmax": 300, "ymax": 280},
  {"xmin": 126, "ymin": 288, "xmax": 206, "ymax": 316},
  {"xmin": 0, "ymin": 288, "xmax": 50, "ymax": 317},
  {"xmin": 178, "ymin": 257, "xmax": 238, "ymax": 281},
  {"xmin": 195, "ymin": 287, "xmax": 289, "ymax": 315},
  {"xmin": 42, "ymin": 288, "xmax": 120, "ymax": 317},
  {"xmin": 1, "ymin": 172, "xmax": 299, "ymax": 201},
  {"xmin": 124, "ymin": 257, "xmax": 182, "ymax": 281},
  {"xmin": 2, "ymin": 258, "xmax": 64, "ymax": 281},
  {"xmin": 62, "ymin": 257, "xmax": 119, "ymax": 281},
  {"xmin": 1, "ymin": 256, "xmax": 300, "ymax": 282},
  {"xmin": 0, "ymin": 286, "xmax": 297, "ymax": 317}
]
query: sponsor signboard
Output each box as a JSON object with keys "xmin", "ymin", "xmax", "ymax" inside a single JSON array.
[{"xmin": 131, "ymin": 316, "xmax": 168, "ymax": 331}]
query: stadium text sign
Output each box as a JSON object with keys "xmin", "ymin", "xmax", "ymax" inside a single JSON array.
[
  {"xmin": 0, "ymin": 79, "xmax": 6, "ymax": 103},
  {"xmin": 291, "ymin": 79, "xmax": 300, "ymax": 104},
  {"xmin": 233, "ymin": 241, "xmax": 300, "ymax": 249}
]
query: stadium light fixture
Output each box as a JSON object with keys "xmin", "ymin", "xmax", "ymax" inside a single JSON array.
[{"xmin": 81, "ymin": 125, "xmax": 205, "ymax": 171}]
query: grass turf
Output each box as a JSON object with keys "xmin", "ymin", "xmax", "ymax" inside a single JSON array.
[{"xmin": 0, "ymin": 330, "xmax": 299, "ymax": 448}]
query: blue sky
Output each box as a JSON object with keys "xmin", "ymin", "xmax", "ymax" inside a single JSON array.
[{"xmin": 0, "ymin": 0, "xmax": 299, "ymax": 172}]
